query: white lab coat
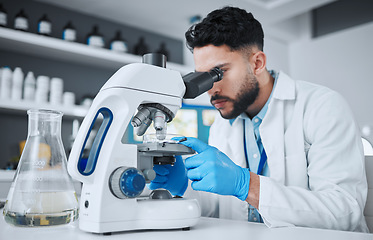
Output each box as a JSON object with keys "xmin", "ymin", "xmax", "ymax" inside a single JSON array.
[{"xmin": 186, "ymin": 71, "xmax": 369, "ymax": 232}]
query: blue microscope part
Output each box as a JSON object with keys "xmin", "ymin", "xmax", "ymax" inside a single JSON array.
[{"xmin": 119, "ymin": 168, "xmax": 146, "ymax": 198}]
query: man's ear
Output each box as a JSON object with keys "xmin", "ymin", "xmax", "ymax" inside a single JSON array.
[{"xmin": 252, "ymin": 51, "xmax": 266, "ymax": 75}]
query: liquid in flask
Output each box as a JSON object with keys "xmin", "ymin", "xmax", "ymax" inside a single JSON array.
[{"xmin": 3, "ymin": 109, "xmax": 79, "ymax": 226}]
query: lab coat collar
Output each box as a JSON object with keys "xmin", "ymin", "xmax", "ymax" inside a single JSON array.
[
  {"xmin": 272, "ymin": 71, "xmax": 296, "ymax": 100},
  {"xmin": 228, "ymin": 70, "xmax": 280, "ymax": 126}
]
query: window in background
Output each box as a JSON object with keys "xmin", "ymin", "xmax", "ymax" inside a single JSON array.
[
  {"xmin": 202, "ymin": 109, "xmax": 217, "ymax": 126},
  {"xmin": 167, "ymin": 109, "xmax": 198, "ymax": 137}
]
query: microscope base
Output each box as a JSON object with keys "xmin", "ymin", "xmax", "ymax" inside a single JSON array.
[{"xmin": 78, "ymin": 198, "xmax": 200, "ymax": 234}]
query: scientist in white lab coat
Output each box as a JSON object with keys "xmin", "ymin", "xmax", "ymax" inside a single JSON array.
[{"xmin": 149, "ymin": 6, "xmax": 368, "ymax": 232}]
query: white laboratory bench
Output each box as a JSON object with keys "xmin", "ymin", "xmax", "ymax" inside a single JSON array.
[{"xmin": 0, "ymin": 216, "xmax": 372, "ymax": 240}]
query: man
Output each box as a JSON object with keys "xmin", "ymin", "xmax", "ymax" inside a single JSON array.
[{"xmin": 149, "ymin": 6, "xmax": 368, "ymax": 232}]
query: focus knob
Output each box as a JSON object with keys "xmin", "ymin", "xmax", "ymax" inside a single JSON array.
[{"xmin": 109, "ymin": 167, "xmax": 146, "ymax": 198}]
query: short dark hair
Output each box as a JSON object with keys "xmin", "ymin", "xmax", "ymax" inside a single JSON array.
[{"xmin": 185, "ymin": 6, "xmax": 264, "ymax": 52}]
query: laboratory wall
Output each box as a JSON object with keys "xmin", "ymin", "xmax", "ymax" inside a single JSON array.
[
  {"xmin": 264, "ymin": 37, "xmax": 290, "ymax": 74},
  {"xmin": 289, "ymin": 16, "xmax": 373, "ymax": 143}
]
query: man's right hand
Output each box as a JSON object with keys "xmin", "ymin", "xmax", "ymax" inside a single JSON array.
[{"xmin": 148, "ymin": 155, "xmax": 188, "ymax": 196}]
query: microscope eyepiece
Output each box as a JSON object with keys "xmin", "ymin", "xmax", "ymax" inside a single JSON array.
[
  {"xmin": 182, "ymin": 67, "xmax": 224, "ymax": 99},
  {"xmin": 210, "ymin": 67, "xmax": 224, "ymax": 83}
]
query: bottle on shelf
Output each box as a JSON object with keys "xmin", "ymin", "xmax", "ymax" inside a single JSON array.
[
  {"xmin": 0, "ymin": 3, "xmax": 7, "ymax": 27},
  {"xmin": 37, "ymin": 14, "xmax": 52, "ymax": 36},
  {"xmin": 14, "ymin": 9, "xmax": 29, "ymax": 32},
  {"xmin": 50, "ymin": 77, "xmax": 64, "ymax": 105},
  {"xmin": 110, "ymin": 30, "xmax": 128, "ymax": 53},
  {"xmin": 63, "ymin": 92, "xmax": 75, "ymax": 106},
  {"xmin": 80, "ymin": 94, "xmax": 94, "ymax": 108},
  {"xmin": 23, "ymin": 71, "xmax": 36, "ymax": 101},
  {"xmin": 35, "ymin": 75, "xmax": 50, "ymax": 103},
  {"xmin": 86, "ymin": 25, "xmax": 104, "ymax": 48},
  {"xmin": 62, "ymin": 21, "xmax": 76, "ymax": 42},
  {"xmin": 0, "ymin": 66, "xmax": 12, "ymax": 99},
  {"xmin": 156, "ymin": 42, "xmax": 170, "ymax": 61},
  {"xmin": 134, "ymin": 37, "xmax": 149, "ymax": 56},
  {"xmin": 11, "ymin": 67, "xmax": 24, "ymax": 101}
]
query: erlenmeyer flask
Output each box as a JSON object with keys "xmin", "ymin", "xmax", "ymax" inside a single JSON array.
[{"xmin": 3, "ymin": 109, "xmax": 79, "ymax": 227}]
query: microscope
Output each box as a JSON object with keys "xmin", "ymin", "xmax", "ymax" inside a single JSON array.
[{"xmin": 67, "ymin": 53, "xmax": 223, "ymax": 234}]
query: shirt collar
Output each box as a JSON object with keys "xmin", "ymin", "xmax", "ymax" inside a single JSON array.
[{"xmin": 229, "ymin": 70, "xmax": 278, "ymax": 125}]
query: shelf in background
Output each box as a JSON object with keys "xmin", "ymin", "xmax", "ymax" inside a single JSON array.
[
  {"xmin": 0, "ymin": 170, "xmax": 15, "ymax": 181},
  {"xmin": 0, "ymin": 99, "xmax": 88, "ymax": 119},
  {"xmin": 0, "ymin": 27, "xmax": 192, "ymax": 74}
]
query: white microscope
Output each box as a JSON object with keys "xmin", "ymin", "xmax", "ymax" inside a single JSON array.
[{"xmin": 67, "ymin": 53, "xmax": 223, "ymax": 234}]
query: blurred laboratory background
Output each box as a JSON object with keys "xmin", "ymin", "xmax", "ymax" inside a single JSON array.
[{"xmin": 0, "ymin": 0, "xmax": 372, "ymax": 175}]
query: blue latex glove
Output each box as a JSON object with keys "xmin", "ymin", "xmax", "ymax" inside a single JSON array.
[
  {"xmin": 148, "ymin": 155, "xmax": 188, "ymax": 196},
  {"xmin": 174, "ymin": 137, "xmax": 251, "ymax": 201}
]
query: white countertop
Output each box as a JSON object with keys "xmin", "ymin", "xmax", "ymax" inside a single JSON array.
[
  {"xmin": 0, "ymin": 170, "xmax": 372, "ymax": 239},
  {"xmin": 0, "ymin": 216, "xmax": 372, "ymax": 240}
]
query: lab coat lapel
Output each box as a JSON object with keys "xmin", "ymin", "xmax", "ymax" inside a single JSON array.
[
  {"xmin": 223, "ymin": 118, "xmax": 249, "ymax": 221},
  {"xmin": 260, "ymin": 72, "xmax": 296, "ymax": 184},
  {"xmin": 227, "ymin": 118, "xmax": 246, "ymax": 168}
]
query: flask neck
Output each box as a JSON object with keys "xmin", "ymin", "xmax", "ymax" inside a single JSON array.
[{"xmin": 27, "ymin": 109, "xmax": 63, "ymax": 136}]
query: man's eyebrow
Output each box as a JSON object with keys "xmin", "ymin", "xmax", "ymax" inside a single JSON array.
[
  {"xmin": 194, "ymin": 63, "xmax": 230, "ymax": 72},
  {"xmin": 215, "ymin": 63, "xmax": 229, "ymax": 69}
]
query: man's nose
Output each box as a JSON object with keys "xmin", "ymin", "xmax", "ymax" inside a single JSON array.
[{"xmin": 208, "ymin": 81, "xmax": 221, "ymax": 96}]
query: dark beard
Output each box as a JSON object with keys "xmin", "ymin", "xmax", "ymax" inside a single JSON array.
[{"xmin": 211, "ymin": 75, "xmax": 259, "ymax": 119}]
